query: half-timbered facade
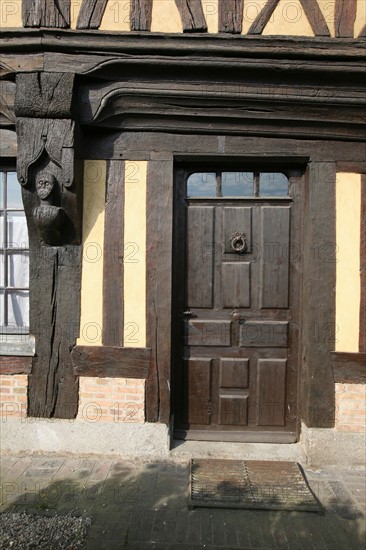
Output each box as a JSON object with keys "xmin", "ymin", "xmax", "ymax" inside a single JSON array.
[{"xmin": 0, "ymin": 0, "xmax": 365, "ymax": 464}]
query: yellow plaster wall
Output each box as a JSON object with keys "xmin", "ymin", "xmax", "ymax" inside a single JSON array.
[
  {"xmin": 335, "ymin": 173, "xmax": 361, "ymax": 352},
  {"xmin": 151, "ymin": 0, "xmax": 182, "ymax": 33},
  {"xmin": 99, "ymin": 0, "xmax": 130, "ymax": 32},
  {"xmin": 77, "ymin": 160, "xmax": 106, "ymax": 346},
  {"xmin": 355, "ymin": 0, "xmax": 366, "ymax": 38},
  {"xmin": 263, "ymin": 0, "xmax": 314, "ymax": 37},
  {"xmin": 202, "ymin": 0, "xmax": 218, "ymax": 34},
  {"xmin": 123, "ymin": 161, "xmax": 147, "ymax": 348},
  {"xmin": 0, "ymin": 0, "xmax": 22, "ymax": 27}
]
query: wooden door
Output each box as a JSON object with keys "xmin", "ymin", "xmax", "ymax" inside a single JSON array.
[{"xmin": 172, "ymin": 168, "xmax": 302, "ymax": 442}]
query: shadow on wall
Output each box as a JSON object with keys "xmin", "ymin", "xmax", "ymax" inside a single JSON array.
[{"xmin": 1, "ymin": 458, "xmax": 366, "ymax": 548}]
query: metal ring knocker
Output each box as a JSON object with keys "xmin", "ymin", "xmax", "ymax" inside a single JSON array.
[{"xmin": 230, "ymin": 231, "xmax": 247, "ymax": 253}]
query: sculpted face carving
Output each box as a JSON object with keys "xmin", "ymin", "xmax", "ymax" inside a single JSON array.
[{"xmin": 36, "ymin": 172, "xmax": 56, "ymax": 201}]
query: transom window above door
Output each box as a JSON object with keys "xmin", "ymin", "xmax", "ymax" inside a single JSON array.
[{"xmin": 187, "ymin": 171, "xmax": 289, "ymax": 198}]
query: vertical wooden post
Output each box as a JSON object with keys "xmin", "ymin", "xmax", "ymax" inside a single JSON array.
[{"xmin": 15, "ymin": 72, "xmax": 83, "ymax": 418}]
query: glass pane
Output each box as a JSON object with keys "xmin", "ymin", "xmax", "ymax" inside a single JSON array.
[
  {"xmin": 260, "ymin": 172, "xmax": 289, "ymax": 197},
  {"xmin": 187, "ymin": 173, "xmax": 216, "ymax": 197},
  {"xmin": 7, "ymin": 290, "xmax": 29, "ymax": 328},
  {"xmin": 0, "ymin": 173, "xmax": 3, "ymax": 209},
  {"xmin": 0, "ymin": 253, "xmax": 4, "ymax": 287},
  {"xmin": 7, "ymin": 253, "xmax": 29, "ymax": 288},
  {"xmin": 0, "ymin": 212, "xmax": 3, "ymax": 248},
  {"xmin": 7, "ymin": 172, "xmax": 23, "ymax": 208},
  {"xmin": 7, "ymin": 212, "xmax": 29, "ymax": 248},
  {"xmin": 222, "ymin": 172, "xmax": 253, "ymax": 197},
  {"xmin": 0, "ymin": 290, "xmax": 4, "ymax": 326}
]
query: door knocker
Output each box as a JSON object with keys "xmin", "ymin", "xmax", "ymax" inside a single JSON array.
[{"xmin": 229, "ymin": 231, "xmax": 247, "ymax": 253}]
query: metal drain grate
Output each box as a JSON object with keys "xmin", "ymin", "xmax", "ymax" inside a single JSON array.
[{"xmin": 190, "ymin": 459, "xmax": 322, "ymax": 512}]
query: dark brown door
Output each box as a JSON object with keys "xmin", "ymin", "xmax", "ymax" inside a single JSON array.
[{"xmin": 172, "ymin": 168, "xmax": 303, "ymax": 442}]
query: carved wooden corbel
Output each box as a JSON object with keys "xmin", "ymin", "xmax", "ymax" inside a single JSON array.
[
  {"xmin": 15, "ymin": 72, "xmax": 83, "ymax": 418},
  {"xmin": 15, "ymin": 73, "xmax": 82, "ymax": 246}
]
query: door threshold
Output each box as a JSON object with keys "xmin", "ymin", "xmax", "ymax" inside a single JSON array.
[
  {"xmin": 170, "ymin": 439, "xmax": 306, "ymax": 463},
  {"xmin": 174, "ymin": 430, "xmax": 297, "ymax": 443}
]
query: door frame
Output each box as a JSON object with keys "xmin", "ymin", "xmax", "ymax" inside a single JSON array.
[{"xmin": 170, "ymin": 160, "xmax": 307, "ymax": 442}]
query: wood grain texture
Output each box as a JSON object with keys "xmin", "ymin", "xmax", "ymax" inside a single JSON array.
[
  {"xmin": 72, "ymin": 346, "xmax": 151, "ymax": 378},
  {"xmin": 240, "ymin": 322, "xmax": 288, "ymax": 347},
  {"xmin": 0, "ymin": 357, "xmax": 32, "ymax": 375},
  {"xmin": 300, "ymin": 0, "xmax": 330, "ymax": 37},
  {"xmin": 0, "ymin": 81, "xmax": 15, "ymax": 129},
  {"xmin": 360, "ymin": 175, "xmax": 366, "ymax": 352},
  {"xmin": 103, "ymin": 160, "xmax": 124, "ymax": 346},
  {"xmin": 16, "ymin": 71, "xmax": 82, "ymax": 419},
  {"xmin": 130, "ymin": 0, "xmax": 153, "ymax": 31},
  {"xmin": 26, "ymin": 245, "xmax": 81, "ymax": 418},
  {"xmin": 76, "ymin": 0, "xmax": 109, "ymax": 30},
  {"xmin": 15, "ymin": 72, "xmax": 75, "ymax": 119},
  {"xmin": 218, "ymin": 0, "xmax": 243, "ymax": 34},
  {"xmin": 187, "ymin": 206, "xmax": 214, "ymax": 308},
  {"xmin": 187, "ymin": 320, "xmax": 232, "ymax": 346},
  {"xmin": 335, "ymin": 0, "xmax": 357, "ymax": 38},
  {"xmin": 331, "ymin": 352, "xmax": 366, "ymax": 383},
  {"xmin": 222, "ymin": 263, "xmax": 250, "ymax": 308},
  {"xmin": 186, "ymin": 358, "xmax": 211, "ymax": 424},
  {"xmin": 260, "ymin": 206, "xmax": 290, "ymax": 308},
  {"xmin": 145, "ymin": 159, "xmax": 174, "ymax": 423},
  {"xmin": 248, "ymin": 0, "xmax": 280, "ymax": 35},
  {"xmin": 174, "ymin": 0, "xmax": 207, "ymax": 32},
  {"xmin": 257, "ymin": 359, "xmax": 286, "ymax": 426},
  {"xmin": 301, "ymin": 163, "xmax": 337, "ymax": 428},
  {"xmin": 22, "ymin": 0, "xmax": 70, "ymax": 28}
]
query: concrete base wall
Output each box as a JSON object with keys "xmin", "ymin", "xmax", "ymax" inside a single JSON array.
[
  {"xmin": 301, "ymin": 423, "xmax": 366, "ymax": 467},
  {"xmin": 0, "ymin": 417, "xmax": 170, "ymax": 458},
  {"xmin": 2, "ymin": 417, "xmax": 365, "ymax": 466}
]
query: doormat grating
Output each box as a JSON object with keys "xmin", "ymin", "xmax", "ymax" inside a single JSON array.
[{"xmin": 190, "ymin": 459, "xmax": 322, "ymax": 512}]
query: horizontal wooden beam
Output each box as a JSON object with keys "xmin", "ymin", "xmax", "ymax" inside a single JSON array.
[
  {"xmin": 1, "ymin": 30, "xmax": 365, "ymax": 62},
  {"xmin": 71, "ymin": 346, "xmax": 151, "ymax": 378},
  {"xmin": 331, "ymin": 352, "xmax": 366, "ymax": 384},
  {"xmin": 0, "ymin": 356, "xmax": 32, "ymax": 375}
]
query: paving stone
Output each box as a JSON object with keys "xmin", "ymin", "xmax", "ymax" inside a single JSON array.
[
  {"xmin": 0, "ymin": 458, "xmax": 32, "ymax": 482},
  {"xmin": 1, "ymin": 456, "xmax": 365, "ymax": 549}
]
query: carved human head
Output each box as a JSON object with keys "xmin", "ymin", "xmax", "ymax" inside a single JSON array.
[{"xmin": 36, "ymin": 171, "xmax": 56, "ymax": 200}]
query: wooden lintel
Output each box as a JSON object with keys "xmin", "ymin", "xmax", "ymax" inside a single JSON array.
[
  {"xmin": 331, "ymin": 352, "xmax": 366, "ymax": 384},
  {"xmin": 72, "ymin": 346, "xmax": 151, "ymax": 379},
  {"xmin": 0, "ymin": 356, "xmax": 32, "ymax": 375}
]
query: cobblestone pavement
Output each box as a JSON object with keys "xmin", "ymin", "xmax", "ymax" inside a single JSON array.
[{"xmin": 0, "ymin": 455, "xmax": 365, "ymax": 549}]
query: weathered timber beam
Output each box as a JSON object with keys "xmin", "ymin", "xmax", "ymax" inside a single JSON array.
[
  {"xmin": 22, "ymin": 0, "xmax": 70, "ymax": 28},
  {"xmin": 248, "ymin": 0, "xmax": 280, "ymax": 35},
  {"xmin": 218, "ymin": 0, "xmax": 243, "ymax": 34},
  {"xmin": 76, "ymin": 0, "xmax": 109, "ymax": 30},
  {"xmin": 130, "ymin": 0, "xmax": 153, "ymax": 31},
  {"xmin": 72, "ymin": 346, "xmax": 151, "ymax": 378},
  {"xmin": 0, "ymin": 357, "xmax": 32, "ymax": 375},
  {"xmin": 15, "ymin": 71, "xmax": 83, "ymax": 419},
  {"xmin": 174, "ymin": 0, "xmax": 207, "ymax": 32},
  {"xmin": 299, "ymin": 0, "xmax": 330, "ymax": 37},
  {"xmin": 335, "ymin": 0, "xmax": 357, "ymax": 38},
  {"xmin": 103, "ymin": 161, "xmax": 125, "ymax": 346},
  {"xmin": 331, "ymin": 352, "xmax": 366, "ymax": 383}
]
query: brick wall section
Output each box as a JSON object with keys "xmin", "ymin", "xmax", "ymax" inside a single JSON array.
[
  {"xmin": 77, "ymin": 377, "xmax": 145, "ymax": 423},
  {"xmin": 0, "ymin": 375, "xmax": 28, "ymax": 418},
  {"xmin": 335, "ymin": 383, "xmax": 366, "ymax": 433}
]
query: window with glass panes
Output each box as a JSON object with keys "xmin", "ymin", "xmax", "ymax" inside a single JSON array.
[{"xmin": 0, "ymin": 169, "xmax": 29, "ymax": 333}]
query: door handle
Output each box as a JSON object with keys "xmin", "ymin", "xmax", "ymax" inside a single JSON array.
[
  {"xmin": 182, "ymin": 310, "xmax": 193, "ymax": 317},
  {"xmin": 231, "ymin": 310, "xmax": 245, "ymax": 321}
]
